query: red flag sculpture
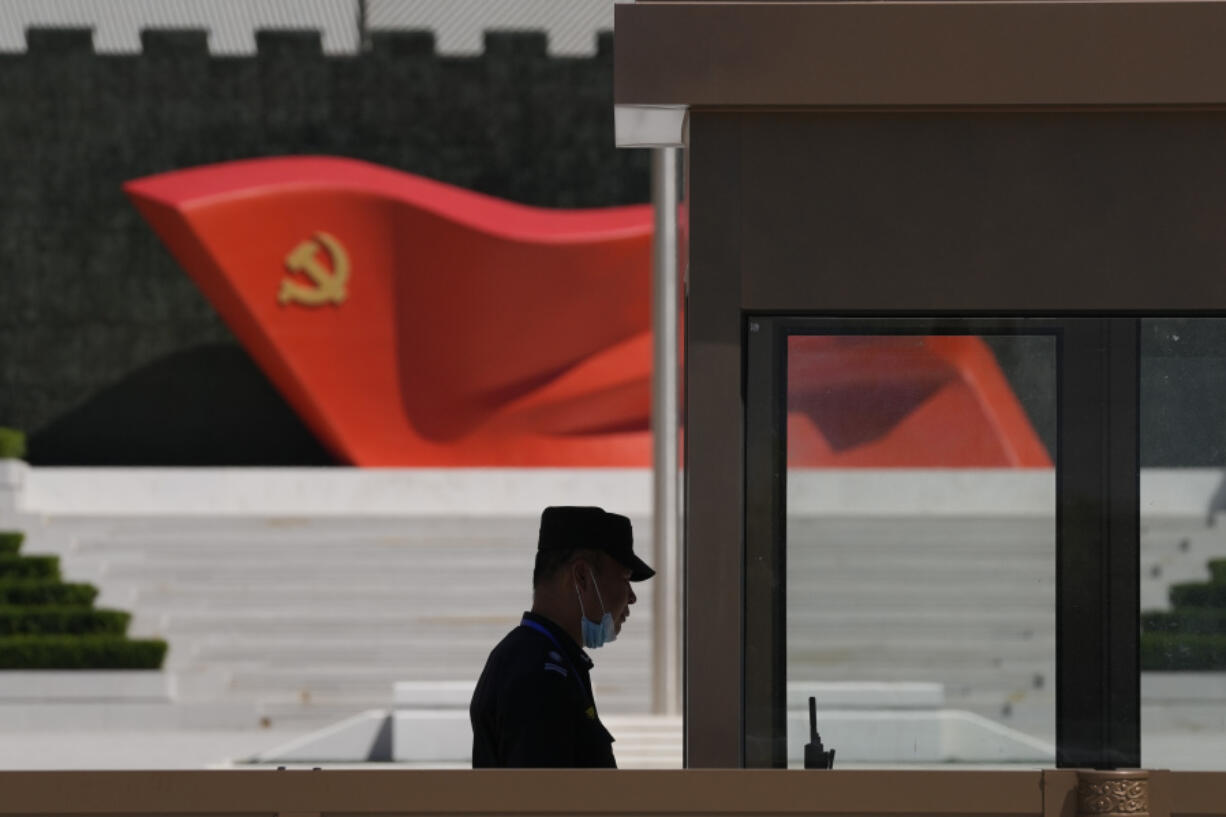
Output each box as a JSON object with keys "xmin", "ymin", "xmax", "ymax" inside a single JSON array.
[{"xmin": 125, "ymin": 157, "xmax": 1049, "ymax": 468}]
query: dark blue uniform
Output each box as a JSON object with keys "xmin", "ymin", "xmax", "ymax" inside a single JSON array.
[{"xmin": 470, "ymin": 611, "xmax": 616, "ymax": 767}]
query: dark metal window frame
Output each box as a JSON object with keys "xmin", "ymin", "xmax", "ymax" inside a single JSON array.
[{"xmin": 744, "ymin": 315, "xmax": 1139, "ymax": 769}]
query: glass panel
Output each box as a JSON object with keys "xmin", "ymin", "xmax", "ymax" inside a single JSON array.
[
  {"xmin": 1141, "ymin": 318, "xmax": 1226, "ymax": 770},
  {"xmin": 785, "ymin": 333, "xmax": 1056, "ymax": 767}
]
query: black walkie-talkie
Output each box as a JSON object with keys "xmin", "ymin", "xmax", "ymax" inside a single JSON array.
[{"xmin": 803, "ymin": 695, "xmax": 835, "ymax": 769}]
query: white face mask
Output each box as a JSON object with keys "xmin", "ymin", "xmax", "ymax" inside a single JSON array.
[{"xmin": 574, "ymin": 566, "xmax": 617, "ymax": 648}]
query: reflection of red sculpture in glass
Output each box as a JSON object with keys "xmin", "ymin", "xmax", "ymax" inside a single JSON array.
[
  {"xmin": 126, "ymin": 157, "xmax": 1049, "ymax": 468},
  {"xmin": 787, "ymin": 336, "xmax": 1050, "ymax": 467}
]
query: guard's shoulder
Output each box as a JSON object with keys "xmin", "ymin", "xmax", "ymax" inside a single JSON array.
[
  {"xmin": 489, "ymin": 626, "xmax": 546, "ymax": 664},
  {"xmin": 540, "ymin": 648, "xmax": 571, "ymax": 680},
  {"xmin": 496, "ymin": 629, "xmax": 577, "ymax": 686}
]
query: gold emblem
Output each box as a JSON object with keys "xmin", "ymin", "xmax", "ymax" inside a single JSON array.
[{"xmin": 279, "ymin": 231, "xmax": 350, "ymax": 307}]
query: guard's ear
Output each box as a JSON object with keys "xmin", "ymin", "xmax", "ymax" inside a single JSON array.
[{"xmin": 570, "ymin": 558, "xmax": 593, "ymax": 590}]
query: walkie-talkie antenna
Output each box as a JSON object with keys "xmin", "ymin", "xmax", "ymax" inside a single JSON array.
[{"xmin": 803, "ymin": 695, "xmax": 835, "ymax": 769}]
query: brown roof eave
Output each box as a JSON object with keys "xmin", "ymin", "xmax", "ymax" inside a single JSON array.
[{"xmin": 614, "ymin": 1, "xmax": 1226, "ymax": 109}]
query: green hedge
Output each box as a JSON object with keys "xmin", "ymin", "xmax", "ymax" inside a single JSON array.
[
  {"xmin": 0, "ymin": 635, "xmax": 167, "ymax": 669},
  {"xmin": 0, "ymin": 532, "xmax": 22, "ymax": 556},
  {"xmin": 0, "ymin": 606, "xmax": 130, "ymax": 636},
  {"xmin": 0, "ymin": 554, "xmax": 59, "ymax": 581},
  {"xmin": 1141, "ymin": 632, "xmax": 1226, "ymax": 670},
  {"xmin": 1169, "ymin": 582, "xmax": 1226, "ymax": 608},
  {"xmin": 0, "ymin": 581, "xmax": 98, "ymax": 606},
  {"xmin": 0, "ymin": 428, "xmax": 24, "ymax": 460},
  {"xmin": 0, "ymin": 521, "xmax": 160, "ymax": 669},
  {"xmin": 1142, "ymin": 608, "xmax": 1226, "ymax": 635},
  {"xmin": 1209, "ymin": 559, "xmax": 1226, "ymax": 584}
]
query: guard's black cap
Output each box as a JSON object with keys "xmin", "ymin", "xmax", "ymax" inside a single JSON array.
[{"xmin": 538, "ymin": 506, "xmax": 655, "ymax": 582}]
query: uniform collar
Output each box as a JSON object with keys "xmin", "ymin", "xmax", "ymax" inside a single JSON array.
[{"xmin": 522, "ymin": 611, "xmax": 594, "ymax": 670}]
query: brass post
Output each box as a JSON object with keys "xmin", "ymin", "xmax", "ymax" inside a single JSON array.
[{"xmin": 1077, "ymin": 770, "xmax": 1150, "ymax": 817}]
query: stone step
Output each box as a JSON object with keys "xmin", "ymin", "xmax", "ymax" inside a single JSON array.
[
  {"xmin": 788, "ymin": 609, "xmax": 1053, "ymax": 626},
  {"xmin": 140, "ymin": 616, "xmax": 1051, "ymax": 644},
  {"xmin": 178, "ymin": 642, "xmax": 639, "ymax": 665},
  {"xmin": 142, "ymin": 612, "xmax": 540, "ymax": 634},
  {"xmin": 238, "ymin": 686, "xmax": 653, "ymax": 712},
  {"xmin": 792, "ymin": 664, "xmax": 1053, "ymax": 690},
  {"xmin": 34, "ymin": 516, "xmax": 547, "ymax": 536},
  {"xmin": 787, "ymin": 532, "xmax": 1053, "ymax": 550},
  {"xmin": 80, "ymin": 565, "xmax": 545, "ymax": 584},
  {"xmin": 112, "ymin": 584, "xmax": 540, "ymax": 604},
  {"xmin": 148, "ymin": 626, "xmax": 1051, "ymax": 656},
  {"xmin": 63, "ymin": 559, "xmax": 1053, "ymax": 583},
  {"xmin": 61, "ymin": 548, "xmax": 525, "ymax": 565},
  {"xmin": 66, "ymin": 541, "xmax": 1048, "ymax": 558},
  {"xmin": 787, "ymin": 587, "xmax": 1054, "ymax": 604},
  {"xmin": 788, "ymin": 636, "xmax": 1054, "ymax": 656},
  {"xmin": 0, "ymin": 701, "xmax": 259, "ymax": 731},
  {"xmin": 108, "ymin": 582, "xmax": 1046, "ymax": 605}
]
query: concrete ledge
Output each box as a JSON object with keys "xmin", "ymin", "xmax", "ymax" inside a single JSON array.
[
  {"xmin": 1127, "ymin": 674, "xmax": 1226, "ymax": 741},
  {"xmin": 0, "ymin": 701, "xmax": 256, "ymax": 731},
  {"xmin": 256, "ymin": 681, "xmax": 1045, "ymax": 766},
  {"xmin": 21, "ymin": 468, "xmax": 654, "ymax": 518},
  {"xmin": 786, "ymin": 709, "xmax": 1053, "ymax": 764},
  {"xmin": 1143, "ymin": 672, "xmax": 1226, "ymax": 701},
  {"xmin": 393, "ymin": 711, "xmax": 470, "ymax": 762},
  {"xmin": 251, "ymin": 709, "xmax": 390, "ymax": 763},
  {"xmin": 0, "ymin": 671, "xmax": 171, "ymax": 702},
  {"xmin": 393, "ymin": 681, "xmax": 474, "ymax": 709},
  {"xmin": 0, "ymin": 459, "xmax": 28, "ymax": 521},
  {"xmin": 257, "ymin": 705, "xmax": 1051, "ymax": 765},
  {"xmin": 251, "ymin": 709, "xmax": 473, "ymax": 764},
  {"xmin": 787, "ymin": 470, "xmax": 1055, "ymax": 517},
  {"xmin": 1142, "ymin": 471, "xmax": 1226, "ymax": 519},
  {"xmin": 12, "ymin": 466, "xmax": 1224, "ymax": 519}
]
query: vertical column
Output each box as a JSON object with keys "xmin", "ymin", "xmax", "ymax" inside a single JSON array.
[
  {"xmin": 684, "ymin": 113, "xmax": 745, "ymax": 767},
  {"xmin": 1058, "ymin": 319, "xmax": 1141, "ymax": 767},
  {"xmin": 743, "ymin": 318, "xmax": 788, "ymax": 767},
  {"xmin": 356, "ymin": 0, "xmax": 371, "ymax": 52},
  {"xmin": 652, "ymin": 147, "xmax": 682, "ymax": 716}
]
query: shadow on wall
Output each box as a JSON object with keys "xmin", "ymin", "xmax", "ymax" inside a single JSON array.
[{"xmin": 28, "ymin": 344, "xmax": 337, "ymax": 466}]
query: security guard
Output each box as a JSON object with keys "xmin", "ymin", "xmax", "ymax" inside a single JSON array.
[{"xmin": 470, "ymin": 506, "xmax": 655, "ymax": 767}]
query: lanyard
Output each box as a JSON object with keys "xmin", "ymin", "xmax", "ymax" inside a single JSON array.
[{"xmin": 520, "ymin": 617, "xmax": 591, "ymax": 703}]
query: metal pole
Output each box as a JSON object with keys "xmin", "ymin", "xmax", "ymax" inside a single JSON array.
[
  {"xmin": 651, "ymin": 147, "xmax": 681, "ymax": 716},
  {"xmin": 357, "ymin": 0, "xmax": 370, "ymax": 52}
]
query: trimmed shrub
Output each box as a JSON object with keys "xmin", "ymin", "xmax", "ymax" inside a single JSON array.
[
  {"xmin": 0, "ymin": 532, "xmax": 23, "ymax": 555},
  {"xmin": 0, "ymin": 581, "xmax": 98, "ymax": 606},
  {"xmin": 0, "ymin": 606, "xmax": 130, "ymax": 636},
  {"xmin": 0, "ymin": 635, "xmax": 166, "ymax": 669},
  {"xmin": 0, "ymin": 428, "xmax": 24, "ymax": 460},
  {"xmin": 1142, "ymin": 608, "xmax": 1226, "ymax": 635},
  {"xmin": 0, "ymin": 554, "xmax": 60, "ymax": 581},
  {"xmin": 0, "ymin": 524, "xmax": 158, "ymax": 669},
  {"xmin": 1141, "ymin": 632, "xmax": 1226, "ymax": 670},
  {"xmin": 1209, "ymin": 559, "xmax": 1226, "ymax": 584},
  {"xmin": 1169, "ymin": 582, "xmax": 1226, "ymax": 608}
]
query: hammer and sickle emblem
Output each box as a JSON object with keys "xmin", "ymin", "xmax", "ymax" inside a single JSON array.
[{"xmin": 278, "ymin": 231, "xmax": 350, "ymax": 307}]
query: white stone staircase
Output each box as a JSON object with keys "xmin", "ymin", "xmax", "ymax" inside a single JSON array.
[
  {"xmin": 9, "ymin": 503, "xmax": 1222, "ymax": 765},
  {"xmin": 21, "ymin": 516, "xmax": 653, "ymax": 730}
]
